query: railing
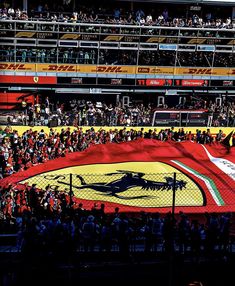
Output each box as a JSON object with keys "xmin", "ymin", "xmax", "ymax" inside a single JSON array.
[
  {"xmin": 0, "ymin": 22, "xmax": 234, "ymax": 74},
  {"xmin": 1, "ymin": 172, "xmax": 235, "ymax": 258},
  {"xmin": 1, "ymin": 19, "xmax": 235, "ymax": 45},
  {"xmin": 1, "ymin": 49, "xmax": 234, "ymax": 68},
  {"xmin": 2, "ymin": 172, "xmax": 235, "ymax": 214},
  {"xmin": 152, "ymin": 110, "xmax": 235, "ymax": 127},
  {"xmin": 1, "ymin": 19, "xmax": 235, "ymax": 31}
]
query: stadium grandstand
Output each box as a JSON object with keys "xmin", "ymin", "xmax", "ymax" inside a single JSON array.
[
  {"xmin": 0, "ymin": 0, "xmax": 235, "ymax": 124},
  {"xmin": 0, "ymin": 1, "xmax": 235, "ymax": 286}
]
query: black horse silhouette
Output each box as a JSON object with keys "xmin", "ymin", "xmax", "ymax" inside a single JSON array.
[{"xmin": 46, "ymin": 170, "xmax": 187, "ymax": 200}]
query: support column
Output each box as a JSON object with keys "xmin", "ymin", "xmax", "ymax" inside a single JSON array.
[
  {"xmin": 232, "ymin": 7, "xmax": 235, "ymax": 19},
  {"xmin": 131, "ymin": 1, "xmax": 134, "ymax": 11},
  {"xmin": 73, "ymin": 0, "xmax": 76, "ymax": 11},
  {"xmin": 23, "ymin": 0, "xmax": 27, "ymax": 12},
  {"xmin": 116, "ymin": 94, "xmax": 120, "ymax": 105}
]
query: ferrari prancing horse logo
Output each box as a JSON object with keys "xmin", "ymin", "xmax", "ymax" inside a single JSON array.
[
  {"xmin": 33, "ymin": 76, "xmax": 39, "ymax": 83},
  {"xmin": 45, "ymin": 170, "xmax": 187, "ymax": 200},
  {"xmin": 20, "ymin": 162, "xmax": 205, "ymax": 208}
]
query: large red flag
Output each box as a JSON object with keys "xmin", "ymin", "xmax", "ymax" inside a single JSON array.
[{"xmin": 1, "ymin": 139, "xmax": 235, "ymax": 213}]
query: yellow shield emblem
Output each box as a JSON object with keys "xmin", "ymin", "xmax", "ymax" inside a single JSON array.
[
  {"xmin": 20, "ymin": 162, "xmax": 204, "ymax": 208},
  {"xmin": 33, "ymin": 76, "xmax": 39, "ymax": 83}
]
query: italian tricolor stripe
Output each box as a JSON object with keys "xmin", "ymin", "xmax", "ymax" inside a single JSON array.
[{"xmin": 172, "ymin": 160, "xmax": 224, "ymax": 206}]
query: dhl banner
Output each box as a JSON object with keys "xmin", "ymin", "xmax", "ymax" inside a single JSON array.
[
  {"xmin": 0, "ymin": 63, "xmax": 235, "ymax": 76},
  {"xmin": 1, "ymin": 139, "xmax": 235, "ymax": 213},
  {"xmin": 137, "ymin": 67, "xmax": 175, "ymax": 74}
]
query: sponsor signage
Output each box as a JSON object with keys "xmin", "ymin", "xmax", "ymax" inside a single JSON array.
[
  {"xmin": 10, "ymin": 31, "xmax": 233, "ymax": 45},
  {"xmin": 1, "ymin": 22, "xmax": 233, "ymax": 46},
  {"xmin": 5, "ymin": 31, "xmax": 228, "ymax": 45},
  {"xmin": 177, "ymin": 80, "xmax": 208, "ymax": 87},
  {"xmin": 71, "ymin": 77, "xmax": 83, "ymax": 84},
  {"xmin": 0, "ymin": 92, "xmax": 34, "ymax": 104},
  {"xmin": 0, "ymin": 75, "xmax": 57, "ymax": 84},
  {"xmin": 138, "ymin": 79, "xmax": 172, "ymax": 86},
  {"xmin": 111, "ymin": 79, "xmax": 122, "ymax": 85},
  {"xmin": 89, "ymin": 88, "xmax": 102, "ymax": 94},
  {"xmin": 185, "ymin": 68, "xmax": 212, "ymax": 75},
  {"xmin": 93, "ymin": 66, "xmax": 128, "ymax": 73},
  {"xmin": 41, "ymin": 64, "xmax": 77, "ymax": 72},
  {"xmin": 153, "ymin": 111, "xmax": 207, "ymax": 127},
  {"xmin": 197, "ymin": 45, "xmax": 215, "ymax": 52},
  {"xmin": 159, "ymin": 44, "xmax": 177, "ymax": 50},
  {"xmin": 190, "ymin": 6, "xmax": 201, "ymax": 11},
  {"xmin": 137, "ymin": 67, "xmax": 174, "ymax": 74},
  {"xmin": 0, "ymin": 63, "xmax": 235, "ymax": 78},
  {"xmin": 223, "ymin": 80, "xmax": 233, "ymax": 86},
  {"xmin": 0, "ymin": 63, "xmax": 32, "ymax": 71}
]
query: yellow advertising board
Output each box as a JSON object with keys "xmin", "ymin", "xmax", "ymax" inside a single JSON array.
[
  {"xmin": 36, "ymin": 64, "xmax": 78, "ymax": 73},
  {"xmin": 0, "ymin": 63, "xmax": 235, "ymax": 76},
  {"xmin": 1, "ymin": 125, "xmax": 233, "ymax": 138},
  {"xmin": 0, "ymin": 63, "xmax": 36, "ymax": 72},
  {"xmin": 175, "ymin": 67, "xmax": 234, "ymax": 76},
  {"xmin": 137, "ymin": 67, "xmax": 175, "ymax": 74}
]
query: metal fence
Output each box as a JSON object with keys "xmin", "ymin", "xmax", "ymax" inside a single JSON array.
[
  {"xmin": 1, "ymin": 172, "xmax": 235, "ymax": 285},
  {"xmin": 2, "ymin": 171, "xmax": 235, "ymax": 215}
]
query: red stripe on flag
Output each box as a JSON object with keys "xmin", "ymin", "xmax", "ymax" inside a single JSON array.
[{"xmin": 1, "ymin": 139, "xmax": 235, "ymax": 213}]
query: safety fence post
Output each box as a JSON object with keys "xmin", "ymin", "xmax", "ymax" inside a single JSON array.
[{"xmin": 69, "ymin": 173, "xmax": 73, "ymax": 208}]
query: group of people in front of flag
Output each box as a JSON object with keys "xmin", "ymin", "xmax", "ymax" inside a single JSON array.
[
  {"xmin": 0, "ymin": 180, "xmax": 232, "ymax": 259},
  {"xmin": 1, "ymin": 125, "xmax": 234, "ymax": 179}
]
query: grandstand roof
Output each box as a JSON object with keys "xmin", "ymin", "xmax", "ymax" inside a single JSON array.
[{"xmin": 119, "ymin": 0, "xmax": 235, "ymax": 5}]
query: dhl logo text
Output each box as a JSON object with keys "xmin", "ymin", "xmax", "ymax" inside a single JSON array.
[
  {"xmin": 228, "ymin": 69, "xmax": 235, "ymax": 75},
  {"xmin": 0, "ymin": 63, "xmax": 30, "ymax": 70},
  {"xmin": 96, "ymin": 66, "xmax": 125, "ymax": 72},
  {"xmin": 42, "ymin": 65, "xmax": 76, "ymax": 71},
  {"xmin": 187, "ymin": 68, "xmax": 213, "ymax": 75}
]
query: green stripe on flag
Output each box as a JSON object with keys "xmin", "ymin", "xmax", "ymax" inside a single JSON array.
[{"xmin": 172, "ymin": 160, "xmax": 224, "ymax": 206}]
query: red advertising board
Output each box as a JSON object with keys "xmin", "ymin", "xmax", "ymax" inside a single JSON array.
[
  {"xmin": 0, "ymin": 92, "xmax": 35, "ymax": 109},
  {"xmin": 176, "ymin": 80, "xmax": 208, "ymax": 86},
  {"xmin": 138, "ymin": 79, "xmax": 172, "ymax": 86},
  {"xmin": 0, "ymin": 75, "xmax": 57, "ymax": 84}
]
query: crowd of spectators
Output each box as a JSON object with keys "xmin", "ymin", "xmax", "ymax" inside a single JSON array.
[
  {"xmin": 0, "ymin": 4, "xmax": 235, "ymax": 277},
  {"xmin": 0, "ymin": 181, "xmax": 232, "ymax": 258},
  {"xmin": 1, "ymin": 47, "xmax": 234, "ymax": 68},
  {"xmin": 0, "ymin": 123, "xmax": 234, "ymax": 178},
  {"xmin": 6, "ymin": 100, "xmax": 153, "ymax": 127},
  {"xmin": 0, "ymin": 3, "xmax": 234, "ymax": 29},
  {"xmin": 4, "ymin": 97, "xmax": 235, "ymax": 128},
  {"xmin": 207, "ymin": 100, "xmax": 235, "ymax": 127},
  {"xmin": 0, "ymin": 5, "xmax": 234, "ymax": 69}
]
